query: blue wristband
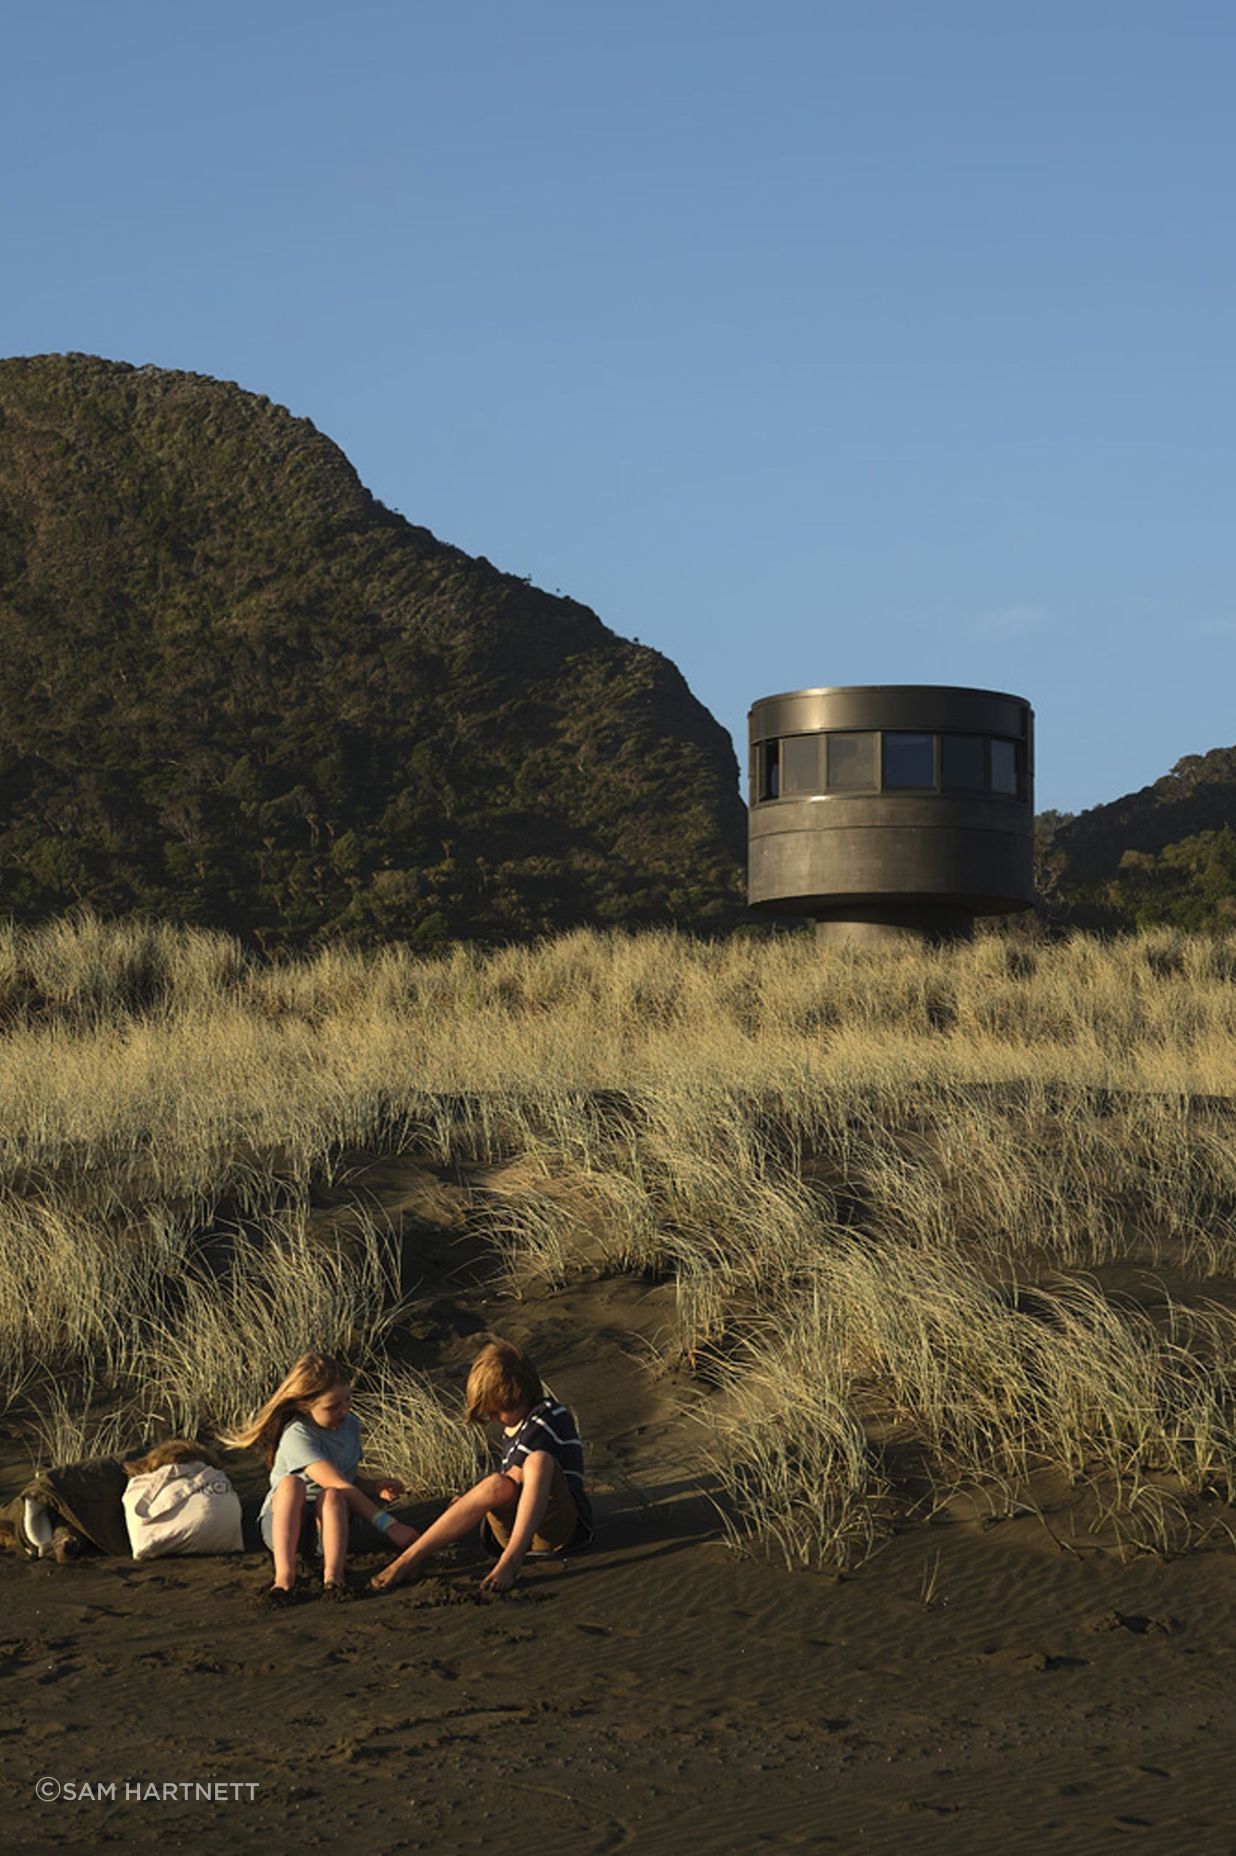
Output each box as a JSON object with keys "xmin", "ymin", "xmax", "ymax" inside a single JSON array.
[{"xmin": 373, "ymin": 1510, "xmax": 393, "ymax": 1535}]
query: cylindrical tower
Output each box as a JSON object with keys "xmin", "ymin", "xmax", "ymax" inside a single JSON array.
[{"xmin": 748, "ymin": 685, "xmax": 1035, "ymax": 945}]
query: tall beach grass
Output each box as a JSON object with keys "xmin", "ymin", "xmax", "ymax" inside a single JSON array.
[{"xmin": 2, "ymin": 913, "xmax": 1236, "ymax": 1554}]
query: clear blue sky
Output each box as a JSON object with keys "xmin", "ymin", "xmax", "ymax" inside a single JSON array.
[{"xmin": 4, "ymin": 0, "xmax": 1233, "ymax": 815}]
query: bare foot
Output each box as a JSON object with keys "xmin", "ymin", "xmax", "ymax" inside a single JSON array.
[
  {"xmin": 368, "ymin": 1558, "xmax": 413, "ymax": 1593},
  {"xmin": 257, "ymin": 1582, "xmax": 297, "ymax": 1610}
]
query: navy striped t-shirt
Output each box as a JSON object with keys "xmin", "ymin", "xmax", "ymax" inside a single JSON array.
[{"xmin": 499, "ymin": 1399, "xmax": 593, "ymax": 1541}]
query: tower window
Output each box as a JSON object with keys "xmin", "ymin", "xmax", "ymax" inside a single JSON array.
[
  {"xmin": 757, "ymin": 740, "xmax": 780, "ymax": 800},
  {"xmin": 781, "ymin": 734, "xmax": 822, "ymax": 795},
  {"xmin": 990, "ymin": 738, "xmax": 1019, "ymax": 796},
  {"xmin": 882, "ymin": 732, "xmax": 934, "ymax": 789},
  {"xmin": 941, "ymin": 733, "xmax": 985, "ymax": 791},
  {"xmin": 826, "ymin": 731, "xmax": 877, "ymax": 792}
]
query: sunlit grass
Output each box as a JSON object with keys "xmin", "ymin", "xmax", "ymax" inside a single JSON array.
[{"xmin": 3, "ymin": 913, "xmax": 1236, "ymax": 1560}]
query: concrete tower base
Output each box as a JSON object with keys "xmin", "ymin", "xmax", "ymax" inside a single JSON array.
[{"xmin": 813, "ymin": 907, "xmax": 977, "ymax": 949}]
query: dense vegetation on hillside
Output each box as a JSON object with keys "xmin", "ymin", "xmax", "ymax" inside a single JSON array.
[
  {"xmin": 0, "ymin": 354, "xmax": 745, "ymax": 948},
  {"xmin": 1040, "ymin": 746, "xmax": 1236, "ymax": 933}
]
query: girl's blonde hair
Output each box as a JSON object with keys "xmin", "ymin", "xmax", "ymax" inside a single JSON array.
[
  {"xmin": 219, "ymin": 1351, "xmax": 349, "ymax": 1467},
  {"xmin": 464, "ymin": 1339, "xmax": 543, "ymax": 1425}
]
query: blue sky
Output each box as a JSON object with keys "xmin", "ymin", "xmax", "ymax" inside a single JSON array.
[{"xmin": 4, "ymin": 0, "xmax": 1233, "ymax": 814}]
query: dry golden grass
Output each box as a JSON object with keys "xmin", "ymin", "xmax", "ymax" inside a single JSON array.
[{"xmin": 3, "ymin": 913, "xmax": 1236, "ymax": 1555}]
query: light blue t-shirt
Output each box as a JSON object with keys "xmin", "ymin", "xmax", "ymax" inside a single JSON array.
[{"xmin": 258, "ymin": 1412, "xmax": 362, "ymax": 1526}]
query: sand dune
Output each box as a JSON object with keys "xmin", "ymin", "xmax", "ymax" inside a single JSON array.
[{"xmin": 7, "ymin": 1262, "xmax": 1236, "ymax": 1855}]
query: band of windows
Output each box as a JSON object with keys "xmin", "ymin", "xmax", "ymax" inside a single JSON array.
[{"xmin": 754, "ymin": 731, "xmax": 1024, "ymax": 803}]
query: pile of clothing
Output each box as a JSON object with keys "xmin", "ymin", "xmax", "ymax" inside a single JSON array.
[{"xmin": 2, "ymin": 1439, "xmax": 243, "ymax": 1562}]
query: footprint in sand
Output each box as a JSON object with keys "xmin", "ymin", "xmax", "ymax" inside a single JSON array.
[{"xmin": 1088, "ymin": 1610, "xmax": 1181, "ymax": 1636}]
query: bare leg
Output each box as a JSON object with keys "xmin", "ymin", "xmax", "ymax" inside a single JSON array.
[
  {"xmin": 370, "ymin": 1472, "xmax": 518, "ymax": 1591},
  {"xmin": 318, "ymin": 1486, "xmax": 350, "ymax": 1584},
  {"xmin": 269, "ymin": 1476, "xmax": 308, "ymax": 1591},
  {"xmin": 481, "ymin": 1451, "xmax": 555, "ymax": 1592}
]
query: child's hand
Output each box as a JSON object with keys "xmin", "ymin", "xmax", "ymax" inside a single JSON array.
[
  {"xmin": 387, "ymin": 1521, "xmax": 418, "ymax": 1551},
  {"xmin": 480, "ymin": 1561, "xmax": 517, "ymax": 1594},
  {"xmin": 375, "ymin": 1479, "xmax": 405, "ymax": 1502}
]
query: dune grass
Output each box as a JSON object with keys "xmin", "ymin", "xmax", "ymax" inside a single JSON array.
[{"xmin": 3, "ymin": 913, "xmax": 1236, "ymax": 1554}]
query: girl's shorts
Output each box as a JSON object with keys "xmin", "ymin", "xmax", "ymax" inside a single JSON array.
[{"xmin": 260, "ymin": 1496, "xmax": 368, "ymax": 1555}]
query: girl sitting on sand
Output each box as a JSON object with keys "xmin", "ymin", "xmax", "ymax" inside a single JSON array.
[
  {"xmin": 370, "ymin": 1337, "xmax": 592, "ymax": 1595},
  {"xmin": 225, "ymin": 1351, "xmax": 417, "ymax": 1605}
]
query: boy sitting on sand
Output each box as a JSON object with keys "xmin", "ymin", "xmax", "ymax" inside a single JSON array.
[{"xmin": 370, "ymin": 1339, "xmax": 592, "ymax": 1594}]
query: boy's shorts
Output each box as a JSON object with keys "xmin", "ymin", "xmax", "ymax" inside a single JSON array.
[{"xmin": 485, "ymin": 1458, "xmax": 584, "ymax": 1557}]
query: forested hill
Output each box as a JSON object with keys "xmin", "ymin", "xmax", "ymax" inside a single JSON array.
[
  {"xmin": 0, "ymin": 354, "xmax": 746, "ymax": 947},
  {"xmin": 1042, "ymin": 746, "xmax": 1236, "ymax": 932}
]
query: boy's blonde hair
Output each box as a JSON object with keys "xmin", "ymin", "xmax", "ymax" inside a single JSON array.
[
  {"xmin": 219, "ymin": 1351, "xmax": 349, "ymax": 1467},
  {"xmin": 464, "ymin": 1339, "xmax": 543, "ymax": 1425}
]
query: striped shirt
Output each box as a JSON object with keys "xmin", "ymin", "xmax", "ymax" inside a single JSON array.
[{"xmin": 500, "ymin": 1399, "xmax": 593, "ymax": 1541}]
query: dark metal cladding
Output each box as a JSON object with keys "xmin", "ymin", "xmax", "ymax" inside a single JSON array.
[{"xmin": 747, "ymin": 684, "xmax": 1035, "ymax": 945}]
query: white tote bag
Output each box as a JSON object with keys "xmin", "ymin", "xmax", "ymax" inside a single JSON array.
[{"xmin": 123, "ymin": 1459, "xmax": 243, "ymax": 1559}]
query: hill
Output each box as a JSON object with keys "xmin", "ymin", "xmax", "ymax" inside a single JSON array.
[
  {"xmin": 0, "ymin": 353, "xmax": 745, "ymax": 947},
  {"xmin": 1041, "ymin": 745, "xmax": 1236, "ymax": 932}
]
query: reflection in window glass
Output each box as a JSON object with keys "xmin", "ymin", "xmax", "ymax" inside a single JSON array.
[
  {"xmin": 883, "ymin": 732, "xmax": 934, "ymax": 789},
  {"xmin": 990, "ymin": 738, "xmax": 1018, "ymax": 795},
  {"xmin": 826, "ymin": 732, "xmax": 877, "ymax": 791},
  {"xmin": 781, "ymin": 734, "xmax": 821, "ymax": 794},
  {"xmin": 760, "ymin": 741, "xmax": 780, "ymax": 800},
  {"xmin": 941, "ymin": 733, "xmax": 985, "ymax": 791}
]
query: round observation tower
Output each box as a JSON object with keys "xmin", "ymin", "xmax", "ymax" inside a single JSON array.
[{"xmin": 748, "ymin": 685, "xmax": 1035, "ymax": 945}]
